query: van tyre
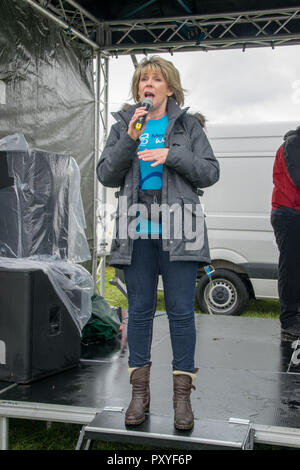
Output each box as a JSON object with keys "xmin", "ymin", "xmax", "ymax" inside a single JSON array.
[{"xmin": 195, "ymin": 269, "xmax": 249, "ymax": 316}]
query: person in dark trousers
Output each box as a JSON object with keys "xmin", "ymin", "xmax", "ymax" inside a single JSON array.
[
  {"xmin": 97, "ymin": 56, "xmax": 219, "ymax": 429},
  {"xmin": 271, "ymin": 125, "xmax": 300, "ymax": 339}
]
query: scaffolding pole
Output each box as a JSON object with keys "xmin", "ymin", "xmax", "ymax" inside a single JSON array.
[{"xmin": 95, "ymin": 55, "xmax": 109, "ymax": 296}]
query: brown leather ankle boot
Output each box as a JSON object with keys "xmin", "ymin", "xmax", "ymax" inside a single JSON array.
[
  {"xmin": 125, "ymin": 363, "xmax": 151, "ymax": 426},
  {"xmin": 173, "ymin": 370, "xmax": 197, "ymax": 430}
]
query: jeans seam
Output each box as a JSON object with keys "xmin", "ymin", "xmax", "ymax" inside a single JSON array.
[
  {"xmin": 162, "ymin": 260, "xmax": 198, "ymax": 372},
  {"xmin": 146, "ymin": 256, "xmax": 159, "ymax": 363}
]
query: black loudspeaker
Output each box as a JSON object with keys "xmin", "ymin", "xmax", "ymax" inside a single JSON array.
[
  {"xmin": 0, "ymin": 267, "xmax": 81, "ymax": 383},
  {"xmin": 0, "ymin": 152, "xmax": 14, "ymax": 189},
  {"xmin": 0, "ymin": 150, "xmax": 70, "ymax": 258},
  {"xmin": 0, "ymin": 151, "xmax": 26, "ymax": 257}
]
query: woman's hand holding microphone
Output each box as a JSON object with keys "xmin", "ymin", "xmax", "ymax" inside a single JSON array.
[
  {"xmin": 127, "ymin": 106, "xmax": 150, "ymax": 141},
  {"xmin": 128, "ymin": 105, "xmax": 169, "ymax": 167}
]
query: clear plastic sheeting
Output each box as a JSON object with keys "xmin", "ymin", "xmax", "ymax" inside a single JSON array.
[
  {"xmin": 0, "ymin": 133, "xmax": 91, "ymax": 262},
  {"xmin": 0, "ymin": 257, "xmax": 93, "ymax": 332},
  {"xmin": 0, "ymin": 134, "xmax": 93, "ymax": 332},
  {"xmin": 0, "ymin": 1, "xmax": 96, "ymax": 334},
  {"xmin": 0, "ymin": 133, "xmax": 29, "ymax": 151},
  {"xmin": 0, "ymin": 0, "xmax": 95, "ymax": 249}
]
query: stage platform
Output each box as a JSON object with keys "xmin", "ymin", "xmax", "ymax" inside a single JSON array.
[{"xmin": 1, "ymin": 315, "xmax": 300, "ymax": 450}]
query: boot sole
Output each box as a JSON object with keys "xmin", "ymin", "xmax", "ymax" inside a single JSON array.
[
  {"xmin": 281, "ymin": 331, "xmax": 300, "ymax": 342},
  {"xmin": 174, "ymin": 421, "xmax": 194, "ymax": 430},
  {"xmin": 125, "ymin": 404, "xmax": 150, "ymax": 426},
  {"xmin": 125, "ymin": 416, "xmax": 146, "ymax": 426}
]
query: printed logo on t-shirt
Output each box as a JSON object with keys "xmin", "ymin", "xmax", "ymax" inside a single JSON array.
[
  {"xmin": 137, "ymin": 114, "xmax": 169, "ymax": 234},
  {"xmin": 139, "ymin": 133, "xmax": 149, "ymax": 146},
  {"xmin": 139, "ymin": 132, "xmax": 165, "ymax": 148}
]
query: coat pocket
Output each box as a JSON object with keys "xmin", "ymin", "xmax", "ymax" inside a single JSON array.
[{"xmin": 171, "ymin": 130, "xmax": 191, "ymax": 151}]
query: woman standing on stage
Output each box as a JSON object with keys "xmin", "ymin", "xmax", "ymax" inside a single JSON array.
[{"xmin": 97, "ymin": 56, "xmax": 219, "ymax": 429}]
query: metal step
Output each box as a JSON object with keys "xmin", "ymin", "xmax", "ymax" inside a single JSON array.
[{"xmin": 76, "ymin": 408, "xmax": 254, "ymax": 450}]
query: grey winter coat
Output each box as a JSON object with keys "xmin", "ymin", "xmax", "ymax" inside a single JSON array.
[{"xmin": 97, "ymin": 99, "xmax": 220, "ymax": 267}]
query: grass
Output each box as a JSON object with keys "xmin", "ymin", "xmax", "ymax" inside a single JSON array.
[
  {"xmin": 7, "ymin": 265, "xmax": 282, "ymax": 450},
  {"xmin": 104, "ymin": 265, "xmax": 281, "ymax": 320},
  {"xmin": 9, "ymin": 420, "xmax": 156, "ymax": 451}
]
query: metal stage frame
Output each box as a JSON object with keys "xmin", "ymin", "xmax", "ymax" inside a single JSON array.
[
  {"xmin": 1, "ymin": 315, "xmax": 300, "ymax": 450},
  {"xmin": 20, "ymin": 1, "xmax": 300, "ymax": 53}
]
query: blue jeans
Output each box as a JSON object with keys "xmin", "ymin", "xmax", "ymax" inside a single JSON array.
[{"xmin": 123, "ymin": 238, "xmax": 198, "ymax": 372}]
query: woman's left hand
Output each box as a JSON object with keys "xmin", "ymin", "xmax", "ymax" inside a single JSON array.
[{"xmin": 138, "ymin": 148, "xmax": 169, "ymax": 167}]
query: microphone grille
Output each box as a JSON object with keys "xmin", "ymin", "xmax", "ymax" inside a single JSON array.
[{"xmin": 142, "ymin": 97, "xmax": 153, "ymax": 107}]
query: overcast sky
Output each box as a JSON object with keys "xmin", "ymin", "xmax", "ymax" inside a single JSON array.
[{"xmin": 107, "ymin": 44, "xmax": 300, "ymax": 127}]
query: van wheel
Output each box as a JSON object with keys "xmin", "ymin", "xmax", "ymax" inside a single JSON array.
[{"xmin": 195, "ymin": 269, "xmax": 249, "ymax": 316}]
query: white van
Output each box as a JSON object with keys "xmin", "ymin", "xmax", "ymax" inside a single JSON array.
[{"xmin": 194, "ymin": 120, "xmax": 299, "ymax": 315}]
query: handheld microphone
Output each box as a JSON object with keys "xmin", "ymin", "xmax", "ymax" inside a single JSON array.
[{"xmin": 135, "ymin": 97, "xmax": 153, "ymax": 130}]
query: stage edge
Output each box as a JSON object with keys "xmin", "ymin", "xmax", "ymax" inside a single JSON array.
[{"xmin": 1, "ymin": 401, "xmax": 300, "ymax": 450}]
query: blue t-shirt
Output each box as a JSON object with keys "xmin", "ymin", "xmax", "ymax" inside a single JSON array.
[{"xmin": 137, "ymin": 114, "xmax": 169, "ymax": 235}]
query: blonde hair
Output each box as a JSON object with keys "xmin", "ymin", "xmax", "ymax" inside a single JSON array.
[{"xmin": 131, "ymin": 55, "xmax": 185, "ymax": 107}]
